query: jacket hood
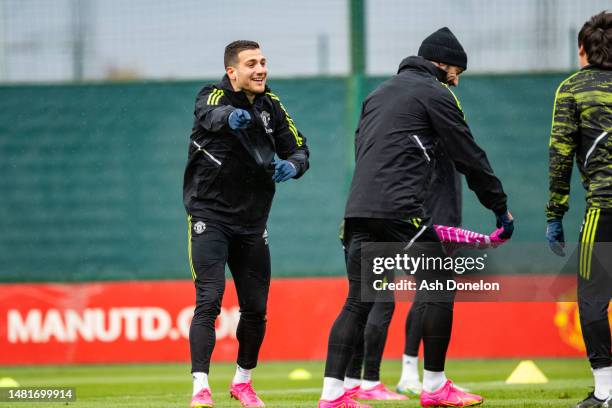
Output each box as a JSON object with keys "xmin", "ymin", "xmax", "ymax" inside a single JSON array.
[{"xmin": 397, "ymin": 56, "xmax": 448, "ymax": 83}]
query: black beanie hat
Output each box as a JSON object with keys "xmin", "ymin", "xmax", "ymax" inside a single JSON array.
[{"xmin": 418, "ymin": 27, "xmax": 467, "ymax": 70}]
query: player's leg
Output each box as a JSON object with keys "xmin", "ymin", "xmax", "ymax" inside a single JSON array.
[
  {"xmin": 386, "ymin": 220, "xmax": 481, "ymax": 406},
  {"xmin": 188, "ymin": 217, "xmax": 231, "ymax": 407},
  {"xmin": 320, "ymin": 218, "xmax": 376, "ymax": 407},
  {"xmin": 379, "ymin": 219, "xmax": 452, "ymax": 390},
  {"xmin": 362, "ymin": 288, "xmax": 395, "ymax": 385},
  {"xmin": 357, "ymin": 299, "xmax": 407, "ymax": 400},
  {"xmin": 397, "ymin": 301, "xmax": 424, "ymax": 395},
  {"xmin": 374, "ymin": 219, "xmax": 450, "ymax": 390},
  {"xmin": 420, "ymin": 299, "xmax": 453, "ymax": 387},
  {"xmin": 344, "ymin": 303, "xmax": 395, "ymax": 389},
  {"xmin": 418, "ymin": 291, "xmax": 482, "ymax": 406},
  {"xmin": 575, "ymin": 208, "xmax": 612, "ymax": 407},
  {"xmin": 342, "ymin": 225, "xmax": 365, "ymax": 395},
  {"xmin": 343, "ymin": 331, "xmax": 364, "ymax": 396},
  {"xmin": 411, "ymin": 242, "xmax": 454, "ymax": 395},
  {"xmin": 226, "ymin": 228, "xmax": 271, "ymax": 407}
]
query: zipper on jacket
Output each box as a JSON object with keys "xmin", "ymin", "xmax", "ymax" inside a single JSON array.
[
  {"xmin": 584, "ymin": 131, "xmax": 608, "ymax": 166},
  {"xmin": 411, "ymin": 135, "xmax": 431, "ymax": 163},
  {"xmin": 192, "ymin": 140, "xmax": 222, "ymax": 166},
  {"xmin": 404, "ymin": 225, "xmax": 428, "ymax": 250}
]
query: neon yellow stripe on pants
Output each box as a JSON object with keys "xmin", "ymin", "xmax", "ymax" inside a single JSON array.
[
  {"xmin": 187, "ymin": 215, "xmax": 196, "ymax": 281},
  {"xmin": 585, "ymin": 209, "xmax": 600, "ymax": 280},
  {"xmin": 580, "ymin": 209, "xmax": 594, "ymax": 279},
  {"xmin": 580, "ymin": 208, "xmax": 600, "ymax": 280}
]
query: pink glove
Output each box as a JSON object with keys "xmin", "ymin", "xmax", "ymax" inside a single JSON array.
[
  {"xmin": 434, "ymin": 225, "xmax": 491, "ymax": 248},
  {"xmin": 434, "ymin": 225, "xmax": 508, "ymax": 249},
  {"xmin": 488, "ymin": 227, "xmax": 508, "ymax": 248}
]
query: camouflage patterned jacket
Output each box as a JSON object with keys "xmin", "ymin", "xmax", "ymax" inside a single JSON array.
[{"xmin": 547, "ymin": 66, "xmax": 612, "ymax": 221}]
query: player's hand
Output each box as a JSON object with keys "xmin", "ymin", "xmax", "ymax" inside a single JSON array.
[
  {"xmin": 488, "ymin": 227, "xmax": 508, "ymax": 248},
  {"xmin": 546, "ymin": 219, "xmax": 565, "ymax": 257},
  {"xmin": 495, "ymin": 210, "xmax": 514, "ymax": 239},
  {"xmin": 228, "ymin": 109, "xmax": 251, "ymax": 130},
  {"xmin": 272, "ymin": 160, "xmax": 297, "ymax": 182}
]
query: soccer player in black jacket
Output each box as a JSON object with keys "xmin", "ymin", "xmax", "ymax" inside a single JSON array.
[
  {"xmin": 183, "ymin": 40, "xmax": 309, "ymax": 408},
  {"xmin": 318, "ymin": 28, "xmax": 513, "ymax": 408},
  {"xmin": 342, "ymin": 144, "xmax": 463, "ymax": 401}
]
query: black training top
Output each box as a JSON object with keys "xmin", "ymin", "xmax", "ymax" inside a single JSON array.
[
  {"xmin": 345, "ymin": 56, "xmax": 506, "ymax": 222},
  {"xmin": 183, "ymin": 75, "xmax": 309, "ymax": 229}
]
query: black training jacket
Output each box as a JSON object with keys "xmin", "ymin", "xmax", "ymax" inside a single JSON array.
[
  {"xmin": 183, "ymin": 75, "xmax": 309, "ymax": 228},
  {"xmin": 345, "ymin": 56, "xmax": 506, "ymax": 222},
  {"xmin": 425, "ymin": 143, "xmax": 462, "ymax": 227}
]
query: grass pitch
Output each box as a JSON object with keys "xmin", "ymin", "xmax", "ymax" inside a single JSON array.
[{"xmin": 0, "ymin": 358, "xmax": 593, "ymax": 407}]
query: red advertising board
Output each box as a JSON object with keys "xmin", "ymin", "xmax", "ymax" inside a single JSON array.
[{"xmin": 0, "ymin": 277, "xmax": 588, "ymax": 365}]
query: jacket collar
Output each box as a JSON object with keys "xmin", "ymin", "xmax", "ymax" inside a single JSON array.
[
  {"xmin": 218, "ymin": 75, "xmax": 270, "ymax": 104},
  {"xmin": 582, "ymin": 64, "xmax": 612, "ymax": 72},
  {"xmin": 397, "ymin": 56, "xmax": 448, "ymax": 83}
]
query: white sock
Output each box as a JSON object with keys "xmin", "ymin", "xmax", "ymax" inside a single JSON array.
[
  {"xmin": 232, "ymin": 365, "xmax": 252, "ymax": 384},
  {"xmin": 361, "ymin": 380, "xmax": 380, "ymax": 390},
  {"xmin": 400, "ymin": 354, "xmax": 420, "ymax": 383},
  {"xmin": 344, "ymin": 377, "xmax": 361, "ymax": 389},
  {"xmin": 321, "ymin": 377, "xmax": 344, "ymax": 401},
  {"xmin": 423, "ymin": 370, "xmax": 447, "ymax": 392},
  {"xmin": 192, "ymin": 372, "xmax": 209, "ymax": 396},
  {"xmin": 593, "ymin": 366, "xmax": 612, "ymax": 400}
]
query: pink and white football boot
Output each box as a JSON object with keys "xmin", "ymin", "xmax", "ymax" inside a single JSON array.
[
  {"xmin": 356, "ymin": 383, "xmax": 408, "ymax": 400},
  {"xmin": 420, "ymin": 380, "xmax": 482, "ymax": 407},
  {"xmin": 229, "ymin": 381, "xmax": 265, "ymax": 407},
  {"xmin": 318, "ymin": 393, "xmax": 372, "ymax": 408},
  {"xmin": 190, "ymin": 388, "xmax": 214, "ymax": 408},
  {"xmin": 344, "ymin": 385, "xmax": 361, "ymax": 399}
]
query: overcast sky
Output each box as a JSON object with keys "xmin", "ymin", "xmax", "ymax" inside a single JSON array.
[{"xmin": 1, "ymin": 0, "xmax": 610, "ymax": 82}]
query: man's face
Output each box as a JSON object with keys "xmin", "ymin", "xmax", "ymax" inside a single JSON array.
[
  {"xmin": 444, "ymin": 65, "xmax": 464, "ymax": 87},
  {"xmin": 227, "ymin": 48, "xmax": 267, "ymax": 96}
]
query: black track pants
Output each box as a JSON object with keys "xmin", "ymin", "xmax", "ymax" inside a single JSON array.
[{"xmin": 188, "ymin": 216, "xmax": 271, "ymax": 374}]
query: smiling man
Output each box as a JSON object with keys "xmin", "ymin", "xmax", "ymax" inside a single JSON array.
[{"xmin": 183, "ymin": 40, "xmax": 309, "ymax": 408}]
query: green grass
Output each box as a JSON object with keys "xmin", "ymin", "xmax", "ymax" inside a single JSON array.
[{"xmin": 0, "ymin": 358, "xmax": 594, "ymax": 407}]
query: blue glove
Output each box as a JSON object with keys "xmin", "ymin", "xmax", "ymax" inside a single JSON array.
[
  {"xmin": 273, "ymin": 160, "xmax": 297, "ymax": 182},
  {"xmin": 228, "ymin": 109, "xmax": 251, "ymax": 130},
  {"xmin": 546, "ymin": 219, "xmax": 565, "ymax": 256},
  {"xmin": 495, "ymin": 210, "xmax": 514, "ymax": 239}
]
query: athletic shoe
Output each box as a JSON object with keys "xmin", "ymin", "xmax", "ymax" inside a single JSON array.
[
  {"xmin": 397, "ymin": 378, "xmax": 423, "ymax": 396},
  {"xmin": 190, "ymin": 388, "xmax": 214, "ymax": 408},
  {"xmin": 229, "ymin": 381, "xmax": 265, "ymax": 407},
  {"xmin": 318, "ymin": 393, "xmax": 372, "ymax": 408},
  {"xmin": 344, "ymin": 385, "xmax": 361, "ymax": 399},
  {"xmin": 420, "ymin": 380, "xmax": 482, "ymax": 407},
  {"xmin": 357, "ymin": 383, "xmax": 408, "ymax": 400},
  {"xmin": 398, "ymin": 379, "xmax": 468, "ymax": 396},
  {"xmin": 454, "ymin": 384, "xmax": 471, "ymax": 393},
  {"xmin": 572, "ymin": 392, "xmax": 611, "ymax": 407}
]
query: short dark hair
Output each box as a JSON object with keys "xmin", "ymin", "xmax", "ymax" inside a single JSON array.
[
  {"xmin": 224, "ymin": 40, "xmax": 260, "ymax": 68},
  {"xmin": 578, "ymin": 11, "xmax": 612, "ymax": 69}
]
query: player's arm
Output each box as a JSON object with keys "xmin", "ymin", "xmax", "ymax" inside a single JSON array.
[
  {"xmin": 268, "ymin": 92, "xmax": 310, "ymax": 180},
  {"xmin": 427, "ymin": 88, "xmax": 508, "ymax": 217},
  {"xmin": 546, "ymin": 80, "xmax": 578, "ymax": 222},
  {"xmin": 544, "ymin": 79, "xmax": 578, "ymax": 256},
  {"xmin": 194, "ymin": 86, "xmax": 235, "ymax": 132}
]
